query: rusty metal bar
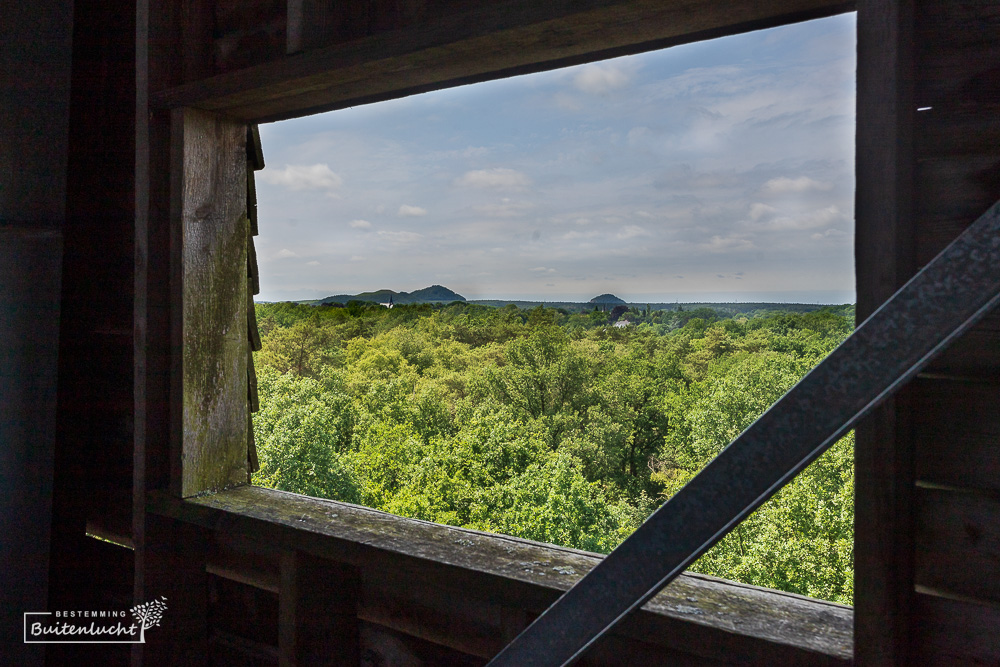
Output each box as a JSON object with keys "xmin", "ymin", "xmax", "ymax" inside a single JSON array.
[{"xmin": 487, "ymin": 199, "xmax": 1000, "ymax": 667}]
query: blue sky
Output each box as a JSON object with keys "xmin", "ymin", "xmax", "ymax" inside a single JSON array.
[{"xmin": 256, "ymin": 13, "xmax": 856, "ymax": 304}]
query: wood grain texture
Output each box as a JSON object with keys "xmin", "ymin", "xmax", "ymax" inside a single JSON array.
[
  {"xmin": 916, "ymin": 113, "xmax": 1000, "ymax": 160},
  {"xmin": 854, "ymin": 0, "xmax": 916, "ymax": 664},
  {"xmin": 915, "ymin": 487, "xmax": 1000, "ymax": 605},
  {"xmin": 279, "ymin": 552, "xmax": 360, "ymax": 666},
  {"xmin": 149, "ymin": 486, "xmax": 853, "ymax": 666},
  {"xmin": 916, "ymin": 41, "xmax": 1000, "ymax": 112},
  {"xmin": 152, "ymin": 0, "xmax": 851, "ymax": 122},
  {"xmin": 143, "ymin": 513, "xmax": 210, "ymax": 666},
  {"xmin": 179, "ymin": 107, "xmax": 248, "ymax": 497},
  {"xmin": 359, "ymin": 620, "xmax": 484, "ymax": 666},
  {"xmin": 916, "ymin": 0, "xmax": 1000, "ymax": 50},
  {"xmin": 913, "ymin": 591, "xmax": 1000, "ymax": 666},
  {"xmin": 913, "ymin": 379, "xmax": 1000, "ymax": 493},
  {"xmin": 213, "ymin": 0, "xmax": 285, "ymax": 73},
  {"xmin": 914, "ymin": 155, "xmax": 1000, "ymax": 239},
  {"xmin": 922, "ymin": 321, "xmax": 1000, "ymax": 377},
  {"xmin": 208, "ymin": 573, "xmax": 279, "ymax": 650}
]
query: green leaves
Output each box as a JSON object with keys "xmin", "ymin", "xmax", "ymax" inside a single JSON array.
[{"xmin": 251, "ymin": 300, "xmax": 855, "ymax": 602}]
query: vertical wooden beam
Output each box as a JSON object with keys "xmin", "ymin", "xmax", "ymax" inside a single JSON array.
[
  {"xmin": 279, "ymin": 552, "xmax": 361, "ymax": 666},
  {"xmin": 854, "ymin": 0, "xmax": 916, "ymax": 664},
  {"xmin": 137, "ymin": 0, "xmax": 181, "ymax": 652},
  {"xmin": 143, "ymin": 513, "xmax": 210, "ymax": 666},
  {"xmin": 181, "ymin": 0, "xmax": 215, "ymax": 82},
  {"xmin": 172, "ymin": 107, "xmax": 249, "ymax": 498}
]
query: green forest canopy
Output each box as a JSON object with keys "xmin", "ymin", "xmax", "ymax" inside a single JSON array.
[{"xmin": 252, "ymin": 300, "xmax": 855, "ymax": 605}]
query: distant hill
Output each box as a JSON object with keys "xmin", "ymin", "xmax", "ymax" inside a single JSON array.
[
  {"xmin": 467, "ymin": 300, "xmax": 853, "ymax": 318},
  {"xmin": 589, "ymin": 293, "xmax": 626, "ymax": 305},
  {"xmin": 319, "ymin": 284, "xmax": 466, "ymax": 305}
]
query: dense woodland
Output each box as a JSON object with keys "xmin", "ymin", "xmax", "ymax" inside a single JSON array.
[{"xmin": 252, "ymin": 300, "xmax": 855, "ymax": 605}]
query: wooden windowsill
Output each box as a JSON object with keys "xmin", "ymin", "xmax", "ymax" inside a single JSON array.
[{"xmin": 149, "ymin": 485, "xmax": 851, "ymax": 664}]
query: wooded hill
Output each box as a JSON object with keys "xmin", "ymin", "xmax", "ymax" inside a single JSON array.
[
  {"xmin": 252, "ymin": 300, "xmax": 855, "ymax": 604},
  {"xmin": 318, "ymin": 284, "xmax": 466, "ymax": 305}
]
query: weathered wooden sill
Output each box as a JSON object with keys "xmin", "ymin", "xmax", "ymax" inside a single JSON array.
[{"xmin": 149, "ymin": 485, "xmax": 852, "ymax": 665}]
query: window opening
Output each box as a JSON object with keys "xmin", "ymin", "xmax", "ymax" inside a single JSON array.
[{"xmin": 250, "ymin": 13, "xmax": 856, "ymax": 605}]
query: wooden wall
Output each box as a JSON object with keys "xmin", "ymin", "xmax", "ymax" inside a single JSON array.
[
  {"xmin": 0, "ymin": 3, "xmax": 72, "ymax": 667},
  {"xmin": 143, "ymin": 486, "xmax": 853, "ymax": 666},
  {"xmin": 856, "ymin": 0, "xmax": 1000, "ymax": 664},
  {"xmin": 16, "ymin": 0, "xmax": 993, "ymax": 664},
  {"xmin": 911, "ymin": 1, "xmax": 1000, "ymax": 663}
]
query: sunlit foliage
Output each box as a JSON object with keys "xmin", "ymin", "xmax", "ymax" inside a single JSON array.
[{"xmin": 252, "ymin": 300, "xmax": 855, "ymax": 604}]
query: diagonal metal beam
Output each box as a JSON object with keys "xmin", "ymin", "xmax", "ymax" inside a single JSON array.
[{"xmin": 487, "ymin": 199, "xmax": 1000, "ymax": 667}]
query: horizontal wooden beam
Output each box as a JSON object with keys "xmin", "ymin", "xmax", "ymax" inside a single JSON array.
[
  {"xmin": 152, "ymin": 0, "xmax": 853, "ymax": 122},
  {"xmin": 149, "ymin": 486, "xmax": 853, "ymax": 665}
]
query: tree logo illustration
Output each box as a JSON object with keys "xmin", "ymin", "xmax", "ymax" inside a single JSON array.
[{"xmin": 130, "ymin": 596, "xmax": 168, "ymax": 642}]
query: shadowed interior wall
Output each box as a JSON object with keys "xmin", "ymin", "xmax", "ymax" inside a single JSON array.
[{"xmin": 0, "ymin": 2, "xmax": 73, "ymax": 665}]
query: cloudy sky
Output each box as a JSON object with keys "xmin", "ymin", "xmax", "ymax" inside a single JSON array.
[{"xmin": 256, "ymin": 13, "xmax": 856, "ymax": 304}]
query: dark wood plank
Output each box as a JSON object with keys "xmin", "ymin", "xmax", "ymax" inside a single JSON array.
[
  {"xmin": 854, "ymin": 0, "xmax": 917, "ymax": 665},
  {"xmin": 181, "ymin": 0, "xmax": 215, "ymax": 82},
  {"xmin": 143, "ymin": 513, "xmax": 210, "ymax": 666},
  {"xmin": 359, "ymin": 620, "xmax": 485, "ymax": 666},
  {"xmin": 248, "ymin": 231, "xmax": 260, "ymax": 297},
  {"xmin": 914, "ymin": 155, "xmax": 1000, "ymax": 243},
  {"xmin": 247, "ymin": 124, "xmax": 265, "ymax": 171},
  {"xmin": 177, "ymin": 107, "xmax": 249, "ymax": 497},
  {"xmin": 279, "ymin": 551, "xmax": 360, "ymax": 666},
  {"xmin": 916, "ymin": 42, "xmax": 1000, "ymax": 111},
  {"xmin": 247, "ymin": 170, "xmax": 259, "ymax": 235},
  {"xmin": 924, "ymin": 322, "xmax": 1000, "ymax": 377},
  {"xmin": 208, "ymin": 532, "xmax": 281, "ymax": 593},
  {"xmin": 248, "ymin": 290, "xmax": 262, "ymax": 350},
  {"xmin": 209, "ymin": 628, "xmax": 280, "ymax": 667},
  {"xmin": 208, "ymin": 574, "xmax": 280, "ymax": 649},
  {"xmin": 248, "ymin": 346, "xmax": 260, "ymax": 411},
  {"xmin": 151, "ymin": 0, "xmax": 852, "ymax": 122},
  {"xmin": 915, "ymin": 487, "xmax": 1000, "ymax": 605},
  {"xmin": 916, "ymin": 0, "xmax": 1000, "ymax": 49},
  {"xmin": 914, "ymin": 591, "xmax": 1000, "ymax": 666},
  {"xmin": 48, "ymin": 2, "xmax": 137, "ymax": 663},
  {"xmin": 913, "ymin": 379, "xmax": 1000, "ymax": 493},
  {"xmin": 213, "ymin": 0, "xmax": 286, "ymax": 74},
  {"xmin": 149, "ymin": 486, "xmax": 853, "ymax": 666},
  {"xmin": 915, "ymin": 113, "xmax": 1000, "ymax": 160}
]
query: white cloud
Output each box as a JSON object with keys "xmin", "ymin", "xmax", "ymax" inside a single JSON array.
[
  {"xmin": 377, "ymin": 230, "xmax": 423, "ymax": 243},
  {"xmin": 275, "ymin": 248, "xmax": 298, "ymax": 258},
  {"xmin": 617, "ymin": 225, "xmax": 651, "ymax": 240},
  {"xmin": 561, "ymin": 230, "xmax": 600, "ymax": 241},
  {"xmin": 258, "ymin": 164, "xmax": 343, "ymax": 191},
  {"xmin": 530, "ymin": 267, "xmax": 556, "ymax": 273},
  {"xmin": 749, "ymin": 203, "xmax": 777, "ymax": 221},
  {"xmin": 398, "ymin": 205, "xmax": 427, "ymax": 217},
  {"xmin": 306, "ymin": 260, "xmax": 320, "ymax": 266},
  {"xmin": 443, "ymin": 146, "xmax": 489, "ymax": 159},
  {"xmin": 701, "ymin": 235, "xmax": 754, "ymax": 253},
  {"xmin": 552, "ymin": 92, "xmax": 582, "ymax": 111},
  {"xmin": 472, "ymin": 199, "xmax": 534, "ymax": 217},
  {"xmin": 350, "ymin": 219, "xmax": 372, "ymax": 229},
  {"xmin": 765, "ymin": 205, "xmax": 844, "ymax": 230},
  {"xmin": 455, "ymin": 168, "xmax": 531, "ymax": 190},
  {"xmin": 812, "ymin": 228, "xmax": 849, "ymax": 240},
  {"xmin": 761, "ymin": 176, "xmax": 833, "ymax": 194},
  {"xmin": 573, "ymin": 63, "xmax": 632, "ymax": 95}
]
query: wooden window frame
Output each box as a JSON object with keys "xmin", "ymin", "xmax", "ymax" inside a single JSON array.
[{"xmin": 149, "ymin": 1, "xmax": 865, "ymax": 662}]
